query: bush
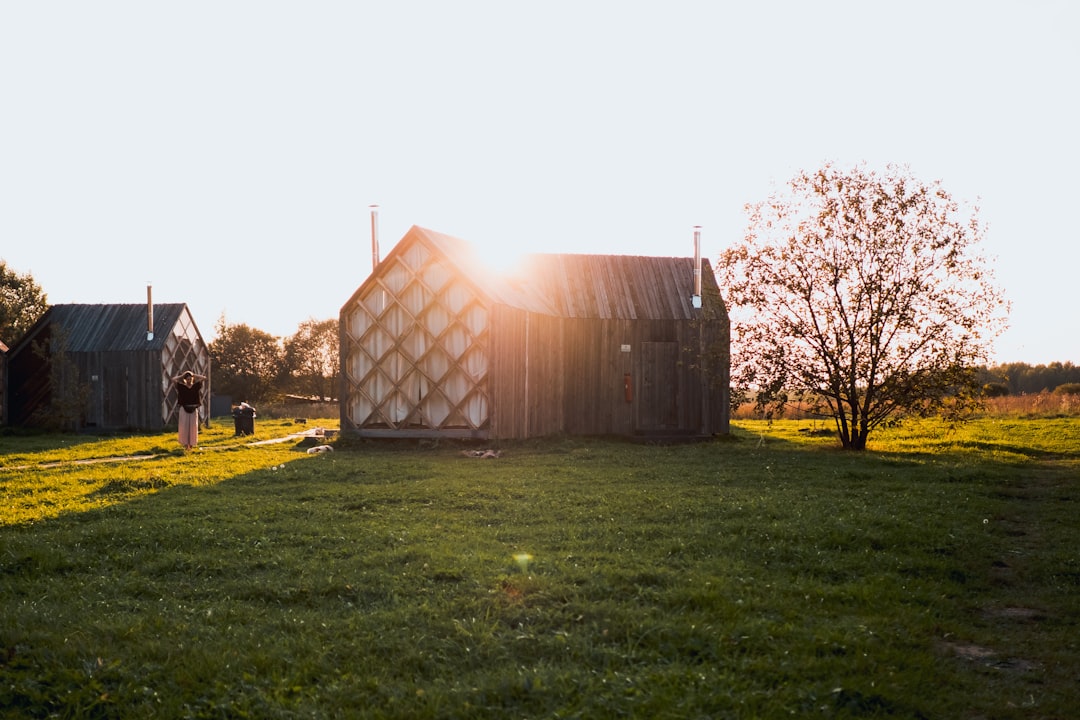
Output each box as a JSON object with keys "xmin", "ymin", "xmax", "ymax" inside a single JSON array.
[{"xmin": 1054, "ymin": 383, "xmax": 1080, "ymax": 396}]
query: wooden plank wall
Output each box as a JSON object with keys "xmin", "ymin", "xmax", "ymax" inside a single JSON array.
[
  {"xmin": 489, "ymin": 309, "xmax": 728, "ymax": 439},
  {"xmin": 488, "ymin": 305, "xmax": 564, "ymax": 439},
  {"xmin": 4, "ymin": 325, "xmax": 51, "ymax": 426},
  {"xmin": 561, "ymin": 317, "xmax": 727, "ymax": 437},
  {"xmin": 75, "ymin": 351, "xmax": 167, "ymax": 431},
  {"xmin": 561, "ymin": 318, "xmax": 633, "ymax": 436}
]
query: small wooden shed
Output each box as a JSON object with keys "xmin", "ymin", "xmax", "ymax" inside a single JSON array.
[
  {"xmin": 340, "ymin": 226, "xmax": 729, "ymax": 440},
  {"xmin": 4, "ymin": 302, "xmax": 210, "ymax": 431}
]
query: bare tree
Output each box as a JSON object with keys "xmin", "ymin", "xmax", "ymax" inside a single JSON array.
[{"xmin": 718, "ymin": 163, "xmax": 1009, "ymax": 450}]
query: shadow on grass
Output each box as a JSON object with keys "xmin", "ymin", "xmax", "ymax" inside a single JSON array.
[{"xmin": 3, "ymin": 425, "xmax": 1080, "ymax": 717}]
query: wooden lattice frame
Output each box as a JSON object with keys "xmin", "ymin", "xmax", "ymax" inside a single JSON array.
[
  {"xmin": 344, "ymin": 242, "xmax": 491, "ymax": 434},
  {"xmin": 160, "ymin": 310, "xmax": 210, "ymax": 423}
]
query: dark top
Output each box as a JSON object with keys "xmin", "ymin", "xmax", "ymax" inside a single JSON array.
[{"xmin": 176, "ymin": 381, "xmax": 203, "ymax": 412}]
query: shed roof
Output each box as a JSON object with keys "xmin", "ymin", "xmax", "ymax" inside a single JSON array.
[
  {"xmin": 414, "ymin": 226, "xmax": 563, "ymax": 313},
  {"xmin": 520, "ymin": 254, "xmax": 721, "ymax": 320},
  {"xmin": 370, "ymin": 226, "xmax": 560, "ymax": 315},
  {"xmin": 389, "ymin": 227, "xmax": 721, "ymax": 321},
  {"xmin": 16, "ymin": 303, "xmax": 192, "ymax": 353}
]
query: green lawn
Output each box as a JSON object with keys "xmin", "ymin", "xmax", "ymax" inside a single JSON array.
[{"xmin": 1, "ymin": 417, "xmax": 1077, "ymax": 718}]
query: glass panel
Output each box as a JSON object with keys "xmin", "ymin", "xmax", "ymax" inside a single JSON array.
[
  {"xmin": 419, "ymin": 346, "xmax": 451, "ymax": 383},
  {"xmin": 399, "ymin": 369, "xmax": 420, "ymax": 419},
  {"xmin": 442, "ymin": 368, "xmax": 469, "ymax": 405},
  {"xmin": 400, "ymin": 281, "xmax": 428, "ymax": 316},
  {"xmin": 361, "ymin": 286, "xmax": 389, "ymax": 317},
  {"xmin": 421, "ymin": 304, "xmax": 450, "ymax": 338},
  {"xmin": 421, "ymin": 260, "xmax": 451, "ymax": 292},
  {"xmin": 348, "ymin": 306, "xmax": 372, "ymax": 338},
  {"xmin": 463, "ymin": 305, "xmax": 488, "ymax": 335},
  {"xmin": 363, "ymin": 326, "xmax": 393, "ymax": 363},
  {"xmin": 384, "ymin": 351, "xmax": 408, "ymax": 383},
  {"xmin": 401, "ymin": 242, "xmax": 429, "ymax": 271},
  {"xmin": 443, "ymin": 324, "xmax": 470, "ymax": 361},
  {"xmin": 401, "ymin": 326, "xmax": 428, "ymax": 363},
  {"xmin": 461, "ymin": 346, "xmax": 488, "ymax": 381},
  {"xmin": 384, "ymin": 390, "xmax": 410, "ymax": 424},
  {"xmin": 442, "ymin": 282, "xmax": 471, "ymax": 314},
  {"xmin": 351, "ymin": 396, "xmax": 374, "ymax": 425},
  {"xmin": 422, "ymin": 390, "xmax": 450, "ymax": 427},
  {"xmin": 383, "ymin": 304, "xmax": 408, "ymax": 338},
  {"xmin": 348, "ymin": 349, "xmax": 373, "ymax": 381},
  {"xmin": 463, "ymin": 390, "xmax": 488, "ymax": 427},
  {"xmin": 368, "ymin": 369, "xmax": 392, "ymax": 404},
  {"xmin": 382, "ymin": 261, "xmax": 410, "ymax": 294}
]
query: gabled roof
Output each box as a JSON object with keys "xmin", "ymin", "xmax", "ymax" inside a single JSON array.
[
  {"xmin": 352, "ymin": 226, "xmax": 724, "ymax": 321},
  {"xmin": 520, "ymin": 254, "xmax": 722, "ymax": 320},
  {"xmin": 12, "ymin": 303, "xmax": 192, "ymax": 353},
  {"xmin": 410, "ymin": 226, "xmax": 562, "ymax": 314},
  {"xmin": 346, "ymin": 226, "xmax": 559, "ymax": 316}
]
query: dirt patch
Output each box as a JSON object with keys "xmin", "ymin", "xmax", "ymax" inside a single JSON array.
[
  {"xmin": 940, "ymin": 641, "xmax": 996, "ymax": 661},
  {"xmin": 938, "ymin": 640, "xmax": 1040, "ymax": 674},
  {"xmin": 982, "ymin": 605, "xmax": 1047, "ymax": 622}
]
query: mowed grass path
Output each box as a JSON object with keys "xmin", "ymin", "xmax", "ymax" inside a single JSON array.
[{"xmin": 1, "ymin": 417, "xmax": 1077, "ymax": 718}]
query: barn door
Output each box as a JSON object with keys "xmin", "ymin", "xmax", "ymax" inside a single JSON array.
[{"xmin": 636, "ymin": 342, "xmax": 679, "ymax": 431}]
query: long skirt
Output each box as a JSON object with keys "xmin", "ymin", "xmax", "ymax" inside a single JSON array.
[{"xmin": 179, "ymin": 408, "xmax": 199, "ymax": 448}]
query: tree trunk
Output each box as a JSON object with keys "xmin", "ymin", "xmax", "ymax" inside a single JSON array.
[{"xmin": 838, "ymin": 411, "xmax": 870, "ymax": 450}]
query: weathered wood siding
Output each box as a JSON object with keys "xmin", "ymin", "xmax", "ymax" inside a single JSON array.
[
  {"xmin": 559, "ymin": 316, "xmax": 727, "ymax": 437},
  {"xmin": 561, "ymin": 318, "xmax": 630, "ymax": 435},
  {"xmin": 4, "ymin": 326, "xmax": 49, "ymax": 427},
  {"xmin": 488, "ymin": 305, "xmax": 564, "ymax": 439},
  {"xmin": 75, "ymin": 350, "xmax": 167, "ymax": 430}
]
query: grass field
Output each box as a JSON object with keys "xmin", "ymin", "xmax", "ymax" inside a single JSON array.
[{"xmin": 1, "ymin": 415, "xmax": 1077, "ymax": 718}]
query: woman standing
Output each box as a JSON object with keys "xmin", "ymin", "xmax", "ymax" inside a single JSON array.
[{"xmin": 171, "ymin": 370, "xmax": 207, "ymax": 451}]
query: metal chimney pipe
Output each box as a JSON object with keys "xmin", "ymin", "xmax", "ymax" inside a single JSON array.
[
  {"xmin": 146, "ymin": 283, "xmax": 154, "ymax": 341},
  {"xmin": 692, "ymin": 226, "xmax": 702, "ymax": 309},
  {"xmin": 370, "ymin": 204, "xmax": 380, "ymax": 271}
]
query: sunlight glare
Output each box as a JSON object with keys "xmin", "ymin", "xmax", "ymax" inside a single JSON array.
[{"xmin": 477, "ymin": 243, "xmax": 527, "ymax": 274}]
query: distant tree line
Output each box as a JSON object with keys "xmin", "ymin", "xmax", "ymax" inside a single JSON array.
[
  {"xmin": 209, "ymin": 315, "xmax": 339, "ymax": 405},
  {"xmin": 978, "ymin": 362, "xmax": 1080, "ymax": 396}
]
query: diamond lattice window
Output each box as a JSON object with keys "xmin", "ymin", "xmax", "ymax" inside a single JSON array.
[{"xmin": 344, "ymin": 244, "xmax": 490, "ymax": 432}]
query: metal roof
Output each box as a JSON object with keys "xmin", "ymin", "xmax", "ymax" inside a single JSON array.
[
  {"xmin": 409, "ymin": 226, "xmax": 560, "ymax": 315},
  {"xmin": 380, "ymin": 226, "xmax": 722, "ymax": 321},
  {"xmin": 22, "ymin": 303, "xmax": 191, "ymax": 352},
  {"xmin": 520, "ymin": 253, "xmax": 722, "ymax": 320}
]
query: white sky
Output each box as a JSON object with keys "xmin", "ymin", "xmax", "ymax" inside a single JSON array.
[{"xmin": 2, "ymin": 1, "xmax": 1077, "ymax": 364}]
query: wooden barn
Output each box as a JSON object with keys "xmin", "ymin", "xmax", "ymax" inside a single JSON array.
[
  {"xmin": 340, "ymin": 225, "xmax": 729, "ymax": 440},
  {"xmin": 3, "ymin": 301, "xmax": 210, "ymax": 431}
]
